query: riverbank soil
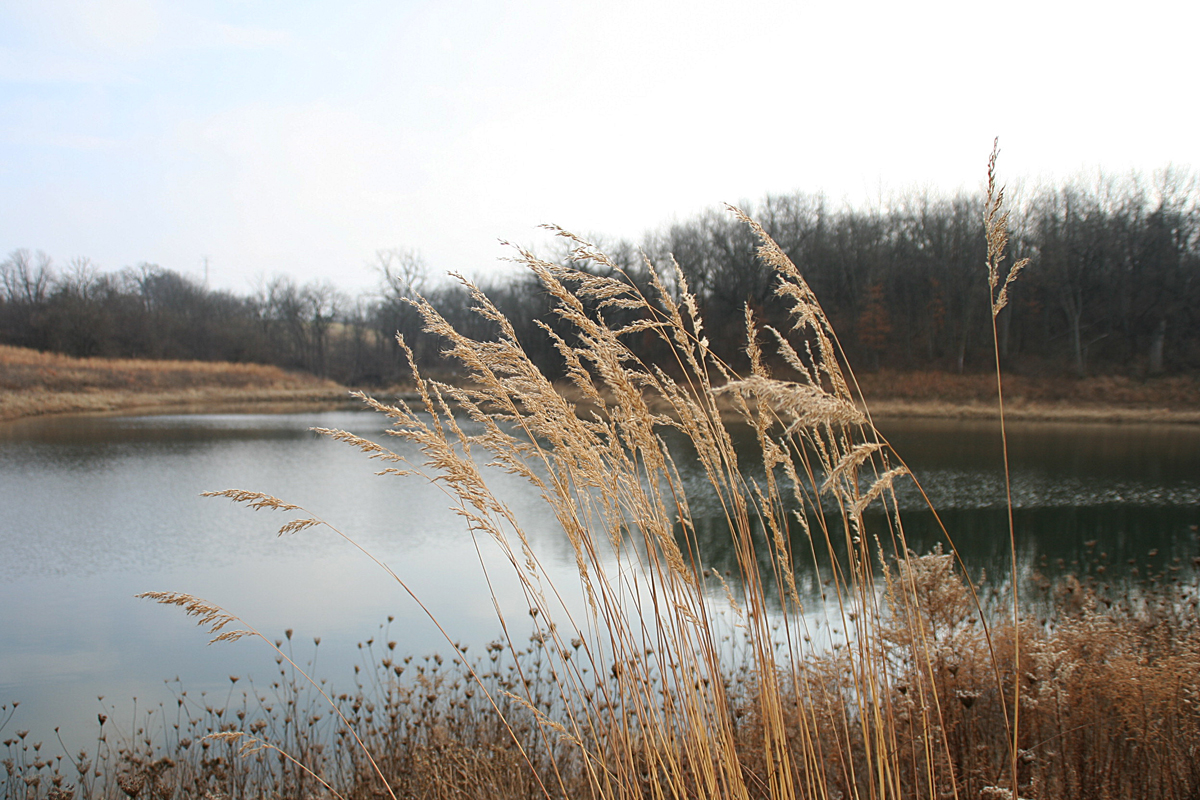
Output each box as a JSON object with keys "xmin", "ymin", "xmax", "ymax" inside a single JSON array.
[
  {"xmin": 852, "ymin": 369, "xmax": 1200, "ymax": 423},
  {"xmin": 4, "ymin": 346, "xmax": 1199, "ymax": 423},
  {"xmin": 0, "ymin": 345, "xmax": 349, "ymax": 421}
]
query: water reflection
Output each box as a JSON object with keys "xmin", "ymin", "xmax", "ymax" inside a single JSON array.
[
  {"xmin": 679, "ymin": 504, "xmax": 1199, "ymax": 609},
  {"xmin": 660, "ymin": 419, "xmax": 1200, "ymax": 617}
]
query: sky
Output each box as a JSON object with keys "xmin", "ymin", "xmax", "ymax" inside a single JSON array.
[{"xmin": 2, "ymin": 0, "xmax": 1197, "ymax": 295}]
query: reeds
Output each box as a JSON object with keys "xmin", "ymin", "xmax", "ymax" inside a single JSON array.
[
  {"xmin": 9, "ymin": 556, "xmax": 1198, "ymax": 798},
  {"xmin": 223, "ymin": 208, "xmax": 987, "ymax": 799}
]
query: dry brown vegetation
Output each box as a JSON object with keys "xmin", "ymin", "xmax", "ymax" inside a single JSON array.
[
  {"xmin": 854, "ymin": 369, "xmax": 1200, "ymax": 423},
  {"xmin": 0, "ymin": 345, "xmax": 347, "ymax": 421},
  {"xmin": 7, "ymin": 561, "xmax": 1198, "ymax": 799},
  {"xmin": 5, "ymin": 339, "xmax": 1198, "ymax": 428}
]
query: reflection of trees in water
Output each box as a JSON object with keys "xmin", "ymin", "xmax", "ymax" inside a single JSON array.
[
  {"xmin": 672, "ymin": 479, "xmax": 1200, "ymax": 612},
  {"xmin": 657, "ymin": 419, "xmax": 1200, "ymax": 606},
  {"xmin": 533, "ymin": 419, "xmax": 1198, "ymax": 615}
]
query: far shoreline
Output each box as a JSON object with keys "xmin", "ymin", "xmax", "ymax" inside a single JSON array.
[
  {"xmin": 3, "ymin": 346, "xmax": 1198, "ymax": 427},
  {"xmin": 4, "ymin": 385, "xmax": 1200, "ymax": 428},
  {"xmin": 862, "ymin": 398, "xmax": 1200, "ymax": 425},
  {"xmin": 0, "ymin": 386, "xmax": 358, "ymax": 425}
]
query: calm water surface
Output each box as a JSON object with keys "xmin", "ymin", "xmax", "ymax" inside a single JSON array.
[{"xmin": 1, "ymin": 410, "xmax": 1198, "ymax": 751}]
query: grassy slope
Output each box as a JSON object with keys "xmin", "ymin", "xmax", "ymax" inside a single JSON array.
[
  {"xmin": 0, "ymin": 345, "xmax": 349, "ymax": 421},
  {"xmin": 853, "ymin": 368, "xmax": 1200, "ymax": 422},
  {"xmin": 4, "ymin": 344, "xmax": 1199, "ymax": 423}
]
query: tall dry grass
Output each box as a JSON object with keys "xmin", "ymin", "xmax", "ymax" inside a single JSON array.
[
  {"xmin": 99, "ymin": 151, "xmax": 1198, "ymax": 800},
  {"xmin": 143, "ymin": 209, "xmax": 987, "ymax": 799},
  {"xmin": 8, "ymin": 555, "xmax": 1198, "ymax": 798}
]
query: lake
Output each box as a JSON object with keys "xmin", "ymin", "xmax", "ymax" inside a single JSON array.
[{"xmin": 2, "ymin": 409, "xmax": 1198, "ymax": 753}]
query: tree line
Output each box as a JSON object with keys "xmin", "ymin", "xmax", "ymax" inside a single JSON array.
[{"xmin": 2, "ymin": 169, "xmax": 1197, "ymax": 385}]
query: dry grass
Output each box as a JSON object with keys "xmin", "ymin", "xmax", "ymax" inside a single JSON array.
[
  {"xmin": 853, "ymin": 370, "xmax": 1200, "ymax": 423},
  {"xmin": 143, "ymin": 211, "xmax": 986, "ymax": 800},
  {"xmin": 0, "ymin": 345, "xmax": 347, "ymax": 421},
  {"xmin": 8, "ymin": 561, "xmax": 1197, "ymax": 799}
]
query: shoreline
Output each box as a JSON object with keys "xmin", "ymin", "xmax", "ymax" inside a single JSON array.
[
  {"xmin": 2, "ymin": 344, "xmax": 1197, "ymax": 426},
  {"xmin": 0, "ymin": 344, "xmax": 354, "ymax": 423},
  {"xmin": 0, "ymin": 386, "xmax": 358, "ymax": 424},
  {"xmin": 861, "ymin": 398, "xmax": 1200, "ymax": 425},
  {"xmin": 4, "ymin": 386, "xmax": 1198, "ymax": 428}
]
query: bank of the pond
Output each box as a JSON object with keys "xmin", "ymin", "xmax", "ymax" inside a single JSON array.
[
  {"xmin": 11, "ymin": 385, "xmax": 1200, "ymax": 426},
  {"xmin": 0, "ymin": 344, "xmax": 350, "ymax": 421},
  {"xmin": 4, "ymin": 345, "xmax": 1200, "ymax": 424},
  {"xmin": 863, "ymin": 398, "xmax": 1200, "ymax": 424},
  {"xmin": 855, "ymin": 368, "xmax": 1200, "ymax": 424}
]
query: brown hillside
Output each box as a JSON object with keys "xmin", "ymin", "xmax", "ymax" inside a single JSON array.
[{"xmin": 0, "ymin": 345, "xmax": 348, "ymax": 421}]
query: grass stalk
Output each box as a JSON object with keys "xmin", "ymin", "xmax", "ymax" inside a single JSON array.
[{"xmin": 984, "ymin": 138, "xmax": 1031, "ymax": 798}]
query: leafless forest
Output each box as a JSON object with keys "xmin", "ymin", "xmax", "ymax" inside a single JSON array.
[{"xmin": 3, "ymin": 172, "xmax": 1197, "ymax": 384}]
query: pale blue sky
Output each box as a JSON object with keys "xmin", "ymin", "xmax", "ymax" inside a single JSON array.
[{"xmin": 2, "ymin": 0, "xmax": 1196, "ymax": 293}]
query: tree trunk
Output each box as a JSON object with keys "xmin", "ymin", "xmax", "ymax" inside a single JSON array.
[
  {"xmin": 1149, "ymin": 317, "xmax": 1166, "ymax": 375},
  {"xmin": 1060, "ymin": 289, "xmax": 1086, "ymax": 377},
  {"xmin": 1069, "ymin": 312, "xmax": 1085, "ymax": 377}
]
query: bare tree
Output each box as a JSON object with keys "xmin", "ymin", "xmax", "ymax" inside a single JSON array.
[
  {"xmin": 1, "ymin": 249, "xmax": 54, "ymax": 304},
  {"xmin": 375, "ymin": 247, "xmax": 429, "ymax": 300}
]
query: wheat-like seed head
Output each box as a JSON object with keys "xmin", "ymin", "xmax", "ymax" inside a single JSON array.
[
  {"xmin": 200, "ymin": 489, "xmax": 300, "ymax": 512},
  {"xmin": 204, "ymin": 732, "xmax": 349, "ymax": 799},
  {"xmin": 136, "ymin": 592, "xmax": 253, "ymax": 644},
  {"xmin": 313, "ymin": 427, "xmax": 405, "ymax": 464},
  {"xmin": 822, "ymin": 443, "xmax": 886, "ymax": 495},
  {"xmin": 851, "ymin": 465, "xmax": 910, "ymax": 519},
  {"xmin": 277, "ymin": 518, "xmax": 323, "ymax": 535},
  {"xmin": 715, "ymin": 375, "xmax": 865, "ymax": 431},
  {"xmin": 985, "ymin": 139, "xmax": 1030, "ymax": 318}
]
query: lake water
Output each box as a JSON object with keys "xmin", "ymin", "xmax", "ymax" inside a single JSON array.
[{"xmin": 2, "ymin": 410, "xmax": 1198, "ymax": 753}]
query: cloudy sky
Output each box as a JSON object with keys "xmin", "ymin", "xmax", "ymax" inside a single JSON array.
[{"xmin": 2, "ymin": 0, "xmax": 1196, "ymax": 294}]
